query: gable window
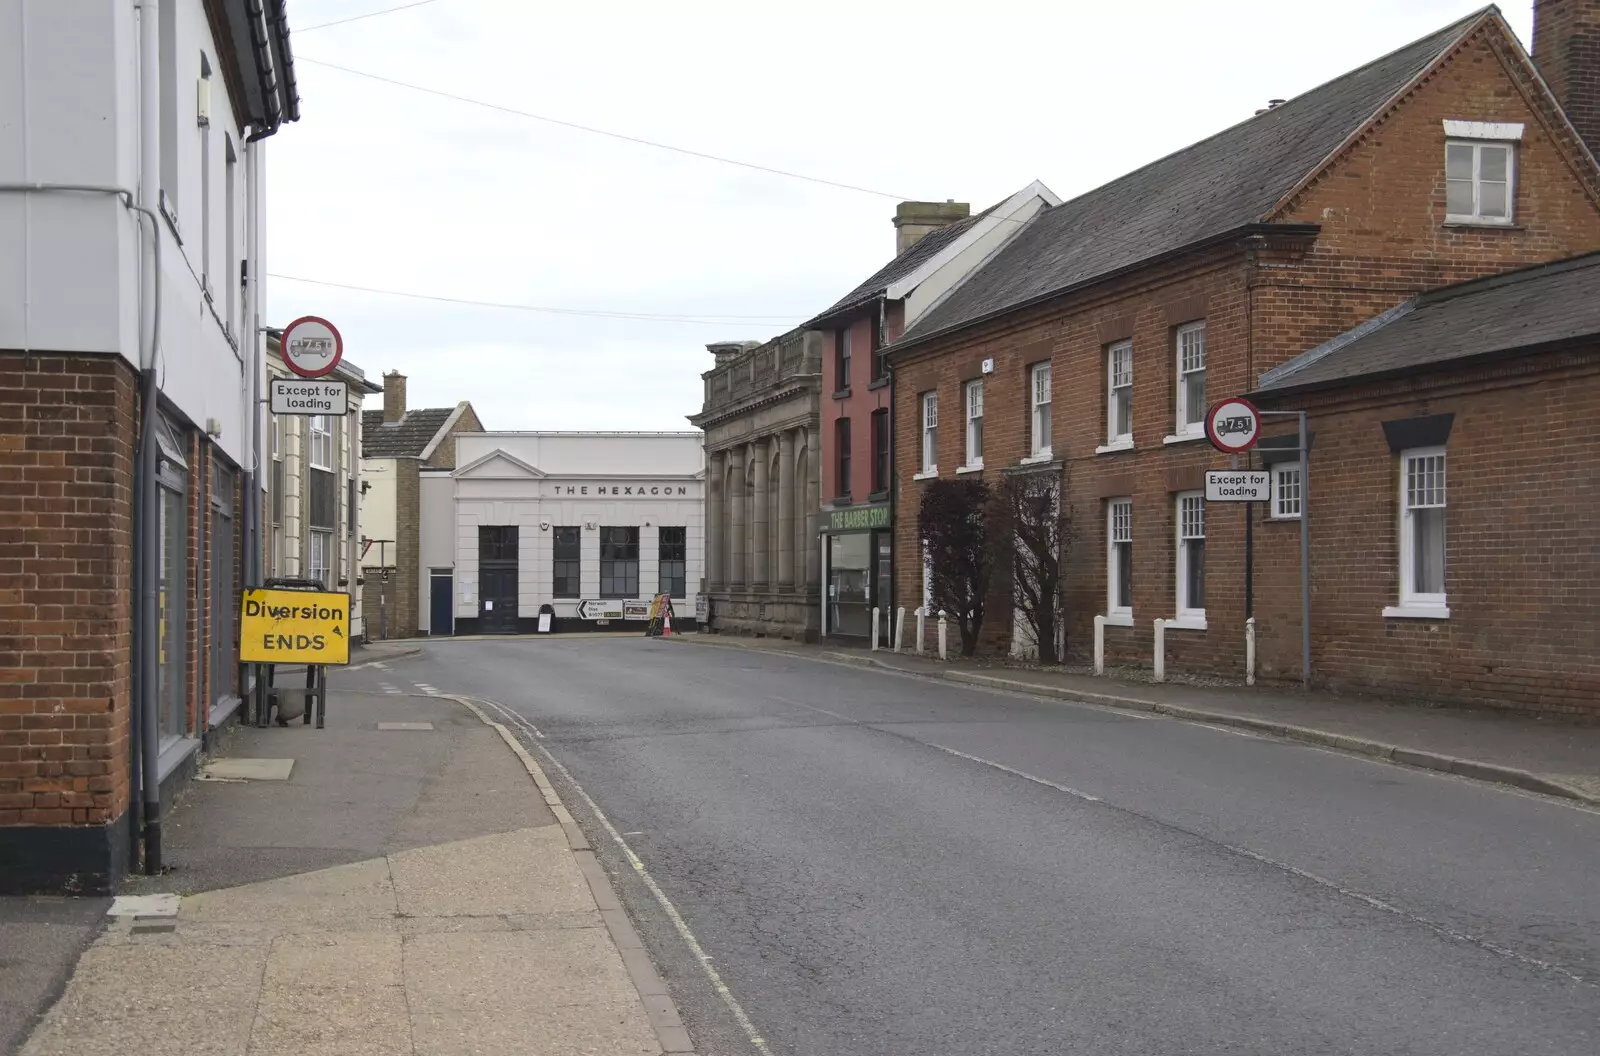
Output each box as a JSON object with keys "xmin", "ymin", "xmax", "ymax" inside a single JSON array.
[
  {"xmin": 1175, "ymin": 323, "xmax": 1206, "ymax": 436},
  {"xmin": 836, "ymin": 327, "xmax": 852, "ymax": 391},
  {"xmin": 1390, "ymin": 448, "xmax": 1448, "ymax": 617},
  {"xmin": 659, "ymin": 526, "xmax": 687, "ymax": 598},
  {"xmin": 1107, "ymin": 498, "xmax": 1133, "ymax": 624},
  {"xmin": 552, "ymin": 526, "xmax": 581, "ymax": 598},
  {"xmin": 1446, "ymin": 141, "xmax": 1514, "ymax": 225},
  {"xmin": 599, "ymin": 526, "xmax": 640, "ymax": 598},
  {"xmin": 1176, "ymin": 492, "xmax": 1205, "ymax": 623},
  {"xmin": 835, "ymin": 417, "xmax": 852, "ymax": 500},
  {"xmin": 1030, "ymin": 362, "xmax": 1053, "ymax": 458},
  {"xmin": 1107, "ymin": 340, "xmax": 1133, "ymax": 446},
  {"xmin": 1271, "ymin": 462, "xmax": 1302, "ymax": 520},
  {"xmin": 920, "ymin": 392, "xmax": 938, "ymax": 476},
  {"xmin": 963, "ymin": 380, "xmax": 984, "ymax": 469},
  {"xmin": 870, "ymin": 408, "xmax": 890, "ymax": 494}
]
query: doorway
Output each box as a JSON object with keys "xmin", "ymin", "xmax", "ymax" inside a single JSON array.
[
  {"xmin": 478, "ymin": 526, "xmax": 518, "ymax": 634},
  {"xmin": 429, "ymin": 570, "xmax": 454, "ymax": 636}
]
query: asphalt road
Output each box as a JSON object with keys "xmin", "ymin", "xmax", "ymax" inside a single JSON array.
[{"xmin": 347, "ymin": 637, "xmax": 1600, "ymax": 1055}]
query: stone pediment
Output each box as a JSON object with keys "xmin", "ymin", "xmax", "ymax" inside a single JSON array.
[{"xmin": 453, "ymin": 449, "xmax": 545, "ymax": 479}]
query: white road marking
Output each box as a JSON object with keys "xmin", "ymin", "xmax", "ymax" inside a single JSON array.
[
  {"xmin": 474, "ymin": 697, "xmax": 773, "ymax": 1056},
  {"xmin": 379, "ymin": 683, "xmax": 402, "ymax": 695},
  {"xmin": 414, "ymin": 683, "xmax": 440, "ymax": 696},
  {"xmin": 372, "ymin": 662, "xmax": 389, "ymax": 671}
]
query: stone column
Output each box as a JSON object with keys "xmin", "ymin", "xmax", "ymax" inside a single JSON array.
[
  {"xmin": 729, "ymin": 446, "xmax": 747, "ymax": 588},
  {"xmin": 751, "ymin": 438, "xmax": 770, "ymax": 587},
  {"xmin": 804, "ymin": 428, "xmax": 821, "ymax": 590},
  {"xmin": 777, "ymin": 430, "xmax": 795, "ymax": 588},
  {"xmin": 707, "ymin": 449, "xmax": 725, "ymax": 591}
]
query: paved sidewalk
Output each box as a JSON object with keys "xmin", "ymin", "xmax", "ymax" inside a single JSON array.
[
  {"xmin": 675, "ymin": 634, "xmax": 1600, "ymax": 805},
  {"xmin": 18, "ymin": 689, "xmax": 689, "ymax": 1056}
]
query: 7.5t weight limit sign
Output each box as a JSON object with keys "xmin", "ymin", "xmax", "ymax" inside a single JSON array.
[{"xmin": 1205, "ymin": 397, "xmax": 1261, "ymax": 454}]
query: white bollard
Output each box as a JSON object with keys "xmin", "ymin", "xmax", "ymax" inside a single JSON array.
[
  {"xmin": 1093, "ymin": 615, "xmax": 1106, "ymax": 676},
  {"xmin": 871, "ymin": 607, "xmax": 880, "ymax": 651},
  {"xmin": 916, "ymin": 608, "xmax": 926, "ymax": 654},
  {"xmin": 1153, "ymin": 618, "xmax": 1167, "ymax": 683},
  {"xmin": 937, "ymin": 610, "xmax": 949, "ymax": 661},
  {"xmin": 1246, "ymin": 616, "xmax": 1257, "ymax": 686},
  {"xmin": 894, "ymin": 607, "xmax": 906, "ymax": 653}
]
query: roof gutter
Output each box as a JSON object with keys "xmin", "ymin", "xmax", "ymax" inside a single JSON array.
[{"xmin": 889, "ymin": 222, "xmax": 1321, "ymax": 358}]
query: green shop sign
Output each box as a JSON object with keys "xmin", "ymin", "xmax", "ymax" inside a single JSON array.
[{"xmin": 828, "ymin": 504, "xmax": 890, "ymax": 532}]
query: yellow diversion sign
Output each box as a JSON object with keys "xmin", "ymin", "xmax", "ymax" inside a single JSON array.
[{"xmin": 239, "ymin": 588, "xmax": 351, "ymax": 665}]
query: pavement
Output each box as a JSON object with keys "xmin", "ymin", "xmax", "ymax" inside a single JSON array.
[
  {"xmin": 352, "ymin": 635, "xmax": 1600, "ymax": 1056},
  {"xmin": 679, "ymin": 633, "xmax": 1600, "ymax": 805},
  {"xmin": 13, "ymin": 686, "xmax": 691, "ymax": 1056}
]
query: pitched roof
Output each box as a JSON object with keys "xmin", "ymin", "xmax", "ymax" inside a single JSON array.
[
  {"xmin": 804, "ymin": 205, "xmax": 995, "ymax": 327},
  {"xmin": 1255, "ymin": 252, "xmax": 1600, "ymax": 393},
  {"xmin": 361, "ymin": 406, "xmax": 460, "ymax": 458},
  {"xmin": 897, "ymin": 8, "xmax": 1491, "ymax": 348}
]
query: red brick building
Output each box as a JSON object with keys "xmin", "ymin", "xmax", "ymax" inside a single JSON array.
[{"xmin": 888, "ymin": 5, "xmax": 1600, "ymax": 710}]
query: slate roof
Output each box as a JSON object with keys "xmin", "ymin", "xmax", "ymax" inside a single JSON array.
[
  {"xmin": 804, "ymin": 204, "xmax": 997, "ymax": 327},
  {"xmin": 1255, "ymin": 252, "xmax": 1600, "ymax": 393},
  {"xmin": 897, "ymin": 8, "xmax": 1490, "ymax": 347},
  {"xmin": 361, "ymin": 406, "xmax": 460, "ymax": 458}
]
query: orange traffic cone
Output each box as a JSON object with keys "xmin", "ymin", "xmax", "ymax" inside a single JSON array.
[{"xmin": 662, "ymin": 608, "xmax": 673, "ymax": 637}]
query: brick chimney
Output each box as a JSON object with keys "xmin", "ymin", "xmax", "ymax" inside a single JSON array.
[
  {"xmin": 383, "ymin": 371, "xmax": 407, "ymax": 423},
  {"xmin": 893, "ymin": 200, "xmax": 970, "ymax": 256},
  {"xmin": 1533, "ymin": 0, "xmax": 1600, "ymax": 153}
]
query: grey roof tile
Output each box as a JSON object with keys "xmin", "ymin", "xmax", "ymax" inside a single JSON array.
[
  {"xmin": 1256, "ymin": 252, "xmax": 1600, "ymax": 392},
  {"xmin": 361, "ymin": 407, "xmax": 458, "ymax": 458},
  {"xmin": 898, "ymin": 9, "xmax": 1488, "ymax": 346}
]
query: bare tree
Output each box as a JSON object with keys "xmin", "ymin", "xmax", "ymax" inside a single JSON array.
[
  {"xmin": 994, "ymin": 470, "xmax": 1072, "ymax": 664},
  {"xmin": 917, "ymin": 479, "xmax": 991, "ymax": 657}
]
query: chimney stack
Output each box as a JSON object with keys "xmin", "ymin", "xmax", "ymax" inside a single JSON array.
[
  {"xmin": 893, "ymin": 200, "xmax": 970, "ymax": 256},
  {"xmin": 1533, "ymin": 0, "xmax": 1600, "ymax": 153},
  {"xmin": 383, "ymin": 371, "xmax": 407, "ymax": 423}
]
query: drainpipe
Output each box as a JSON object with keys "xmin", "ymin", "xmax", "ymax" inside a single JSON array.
[
  {"xmin": 136, "ymin": 0, "xmax": 164, "ymax": 874},
  {"xmin": 882, "ymin": 298, "xmax": 896, "ymax": 638}
]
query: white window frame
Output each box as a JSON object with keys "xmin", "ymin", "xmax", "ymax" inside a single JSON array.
[
  {"xmin": 1445, "ymin": 139, "xmax": 1515, "ymax": 226},
  {"xmin": 1270, "ymin": 462, "xmax": 1302, "ymax": 520},
  {"xmin": 1174, "ymin": 322, "xmax": 1207, "ymax": 439},
  {"xmin": 917, "ymin": 391, "xmax": 939, "ymax": 478},
  {"xmin": 1029, "ymin": 362, "xmax": 1053, "ymax": 459},
  {"xmin": 1386, "ymin": 446, "xmax": 1449, "ymax": 619},
  {"xmin": 962, "ymin": 379, "xmax": 984, "ymax": 470},
  {"xmin": 1174, "ymin": 491, "xmax": 1206, "ymax": 627},
  {"xmin": 308, "ymin": 414, "xmax": 333, "ymax": 471},
  {"xmin": 1103, "ymin": 340, "xmax": 1133, "ymax": 450},
  {"xmin": 307, "ymin": 529, "xmax": 333, "ymax": 589},
  {"xmin": 1106, "ymin": 498, "xmax": 1133, "ymax": 626}
]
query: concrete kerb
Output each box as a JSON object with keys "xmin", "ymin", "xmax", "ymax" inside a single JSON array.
[
  {"xmin": 346, "ymin": 647, "xmax": 424, "ymax": 671},
  {"xmin": 445, "ymin": 695, "xmax": 695, "ymax": 1054},
  {"xmin": 668, "ymin": 636, "xmax": 1600, "ymax": 808}
]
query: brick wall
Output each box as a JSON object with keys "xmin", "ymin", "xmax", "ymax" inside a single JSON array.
[
  {"xmin": 1252, "ymin": 348, "xmax": 1600, "ymax": 714},
  {"xmin": 0, "ymin": 352, "xmax": 137, "ymax": 890},
  {"xmin": 424, "ymin": 404, "xmax": 481, "ymax": 471},
  {"xmin": 391, "ymin": 458, "xmax": 421, "ymax": 637}
]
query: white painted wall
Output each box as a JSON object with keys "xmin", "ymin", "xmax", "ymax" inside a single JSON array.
[
  {"xmin": 360, "ymin": 458, "xmax": 400, "ymax": 562},
  {"xmin": 0, "ymin": 0, "xmax": 259, "ymax": 468},
  {"xmin": 448, "ymin": 433, "xmax": 706, "ymax": 623},
  {"xmin": 418, "ymin": 470, "xmax": 455, "ymax": 634}
]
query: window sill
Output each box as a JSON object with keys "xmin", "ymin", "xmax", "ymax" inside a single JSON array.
[
  {"xmin": 156, "ymin": 735, "xmax": 200, "ymax": 784},
  {"xmin": 208, "ymin": 694, "xmax": 243, "ymax": 729},
  {"xmin": 1383, "ymin": 604, "xmax": 1451, "ymax": 620},
  {"xmin": 1163, "ymin": 432, "xmax": 1206, "ymax": 446},
  {"xmin": 1164, "ymin": 614, "xmax": 1208, "ymax": 631},
  {"xmin": 912, "ymin": 469, "xmax": 939, "ymax": 481},
  {"xmin": 956, "ymin": 463, "xmax": 984, "ymax": 475},
  {"xmin": 1019, "ymin": 450, "xmax": 1054, "ymax": 465},
  {"xmin": 868, "ymin": 376, "xmax": 890, "ymax": 391},
  {"xmin": 831, "ymin": 496, "xmax": 853, "ymax": 506},
  {"xmin": 1443, "ymin": 219, "xmax": 1520, "ymax": 230},
  {"xmin": 1102, "ymin": 611, "xmax": 1134, "ymax": 628},
  {"xmin": 1095, "ymin": 438, "xmax": 1135, "ymax": 455},
  {"xmin": 1268, "ymin": 513, "xmax": 1301, "ymax": 522},
  {"xmin": 832, "ymin": 387, "xmax": 853, "ymax": 400},
  {"xmin": 867, "ymin": 490, "xmax": 889, "ymax": 503}
]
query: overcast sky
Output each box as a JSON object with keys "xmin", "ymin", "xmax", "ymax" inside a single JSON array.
[{"xmin": 268, "ymin": 0, "xmax": 1534, "ymax": 431}]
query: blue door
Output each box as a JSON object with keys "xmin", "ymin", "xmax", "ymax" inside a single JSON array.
[{"xmin": 429, "ymin": 571, "xmax": 454, "ymax": 636}]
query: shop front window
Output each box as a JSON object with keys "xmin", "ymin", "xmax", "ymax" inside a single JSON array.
[
  {"xmin": 155, "ymin": 415, "xmax": 189, "ymax": 744},
  {"xmin": 828, "ymin": 533, "xmax": 872, "ymax": 637}
]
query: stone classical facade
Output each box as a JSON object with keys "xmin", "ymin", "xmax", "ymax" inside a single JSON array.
[{"xmin": 689, "ymin": 331, "xmax": 823, "ymax": 640}]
